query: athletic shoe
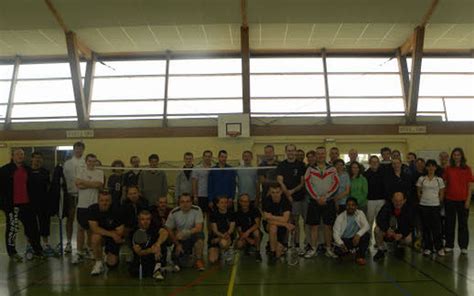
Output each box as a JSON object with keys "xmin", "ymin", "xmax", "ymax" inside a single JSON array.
[
  {"xmin": 43, "ymin": 244, "xmax": 55, "ymax": 257},
  {"xmin": 64, "ymin": 243, "xmax": 72, "ymax": 254},
  {"xmin": 298, "ymin": 245, "xmax": 310, "ymax": 256},
  {"xmin": 325, "ymin": 248, "xmax": 338, "ymax": 258},
  {"xmin": 414, "ymin": 238, "xmax": 423, "ymax": 252},
  {"xmin": 444, "ymin": 247, "xmax": 453, "ymax": 253},
  {"xmin": 373, "ymin": 250, "xmax": 386, "ymax": 262},
  {"xmin": 90, "ymin": 261, "xmax": 104, "ymax": 276},
  {"xmin": 9, "ymin": 254, "xmax": 23, "ymax": 262},
  {"xmin": 195, "ymin": 259, "xmax": 205, "ymax": 271},
  {"xmin": 356, "ymin": 258, "xmax": 367, "ymax": 266},
  {"xmin": 437, "ymin": 249, "xmax": 446, "ymax": 257},
  {"xmin": 223, "ymin": 249, "xmax": 234, "ymax": 263},
  {"xmin": 153, "ymin": 263, "xmax": 164, "ymax": 281},
  {"xmin": 255, "ymin": 252, "xmax": 262, "ymax": 262},
  {"xmin": 304, "ymin": 247, "xmax": 317, "ymax": 259},
  {"xmin": 71, "ymin": 252, "xmax": 85, "ymax": 264},
  {"xmin": 172, "ymin": 264, "xmax": 181, "ymax": 272},
  {"xmin": 84, "ymin": 248, "xmax": 94, "ymax": 260},
  {"xmin": 423, "ymin": 249, "xmax": 432, "ymax": 256},
  {"xmin": 461, "ymin": 249, "xmax": 468, "ymax": 255}
]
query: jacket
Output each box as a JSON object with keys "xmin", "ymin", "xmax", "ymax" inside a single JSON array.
[
  {"xmin": 376, "ymin": 202, "xmax": 414, "ymax": 238},
  {"xmin": 0, "ymin": 162, "xmax": 34, "ymax": 212},
  {"xmin": 333, "ymin": 209, "xmax": 370, "ymax": 245}
]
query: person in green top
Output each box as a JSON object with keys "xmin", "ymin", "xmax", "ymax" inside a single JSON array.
[{"xmin": 349, "ymin": 161, "xmax": 368, "ymax": 213}]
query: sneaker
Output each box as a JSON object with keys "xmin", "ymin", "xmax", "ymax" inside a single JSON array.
[
  {"xmin": 172, "ymin": 264, "xmax": 181, "ymax": 272},
  {"xmin": 153, "ymin": 263, "xmax": 164, "ymax": 281},
  {"xmin": 255, "ymin": 252, "xmax": 262, "ymax": 262},
  {"xmin": 43, "ymin": 244, "xmax": 55, "ymax": 257},
  {"xmin": 444, "ymin": 247, "xmax": 453, "ymax": 253},
  {"xmin": 64, "ymin": 243, "xmax": 72, "ymax": 254},
  {"xmin": 461, "ymin": 249, "xmax": 468, "ymax": 255},
  {"xmin": 356, "ymin": 258, "xmax": 367, "ymax": 266},
  {"xmin": 325, "ymin": 248, "xmax": 338, "ymax": 259},
  {"xmin": 437, "ymin": 249, "xmax": 446, "ymax": 257},
  {"xmin": 195, "ymin": 259, "xmax": 205, "ymax": 271},
  {"xmin": 90, "ymin": 261, "xmax": 104, "ymax": 276},
  {"xmin": 9, "ymin": 253, "xmax": 23, "ymax": 262},
  {"xmin": 304, "ymin": 247, "xmax": 317, "ymax": 259},
  {"xmin": 71, "ymin": 252, "xmax": 85, "ymax": 264},
  {"xmin": 224, "ymin": 249, "xmax": 234, "ymax": 263},
  {"xmin": 298, "ymin": 245, "xmax": 310, "ymax": 257},
  {"xmin": 373, "ymin": 250, "xmax": 386, "ymax": 262},
  {"xmin": 423, "ymin": 249, "xmax": 432, "ymax": 256},
  {"xmin": 84, "ymin": 248, "xmax": 94, "ymax": 260}
]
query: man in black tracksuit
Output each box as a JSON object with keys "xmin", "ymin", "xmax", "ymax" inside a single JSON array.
[{"xmin": 0, "ymin": 148, "xmax": 43, "ymax": 261}]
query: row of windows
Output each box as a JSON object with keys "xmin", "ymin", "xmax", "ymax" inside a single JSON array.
[{"xmin": 0, "ymin": 58, "xmax": 473, "ymax": 122}]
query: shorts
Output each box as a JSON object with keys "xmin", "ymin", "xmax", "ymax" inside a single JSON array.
[
  {"xmin": 208, "ymin": 233, "xmax": 235, "ymax": 249},
  {"xmin": 306, "ymin": 199, "xmax": 336, "ymax": 226},
  {"xmin": 63, "ymin": 193, "xmax": 78, "ymax": 217},
  {"xmin": 179, "ymin": 232, "xmax": 205, "ymax": 254},
  {"xmin": 76, "ymin": 208, "xmax": 90, "ymax": 230},
  {"xmin": 197, "ymin": 196, "xmax": 209, "ymax": 213},
  {"xmin": 263, "ymin": 221, "xmax": 288, "ymax": 245},
  {"xmin": 291, "ymin": 199, "xmax": 308, "ymax": 220},
  {"xmin": 104, "ymin": 237, "xmax": 121, "ymax": 256}
]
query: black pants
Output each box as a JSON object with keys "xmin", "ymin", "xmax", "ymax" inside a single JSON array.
[
  {"xmin": 34, "ymin": 204, "xmax": 51, "ymax": 238},
  {"xmin": 4, "ymin": 204, "xmax": 42, "ymax": 256},
  {"xmin": 445, "ymin": 200, "xmax": 469, "ymax": 249},
  {"xmin": 335, "ymin": 232, "xmax": 370, "ymax": 259},
  {"xmin": 129, "ymin": 248, "xmax": 167, "ymax": 277},
  {"xmin": 419, "ymin": 205, "xmax": 443, "ymax": 251}
]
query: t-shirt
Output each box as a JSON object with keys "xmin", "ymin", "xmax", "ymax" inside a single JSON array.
[
  {"xmin": 191, "ymin": 165, "xmax": 210, "ymax": 197},
  {"xmin": 364, "ymin": 168, "xmax": 386, "ymax": 200},
  {"xmin": 77, "ymin": 168, "xmax": 104, "ymax": 209},
  {"xmin": 235, "ymin": 207, "xmax": 261, "ymax": 232},
  {"xmin": 263, "ymin": 196, "xmax": 291, "ymax": 217},
  {"xmin": 258, "ymin": 160, "xmax": 279, "ymax": 198},
  {"xmin": 88, "ymin": 204, "xmax": 124, "ymax": 231},
  {"xmin": 237, "ymin": 166, "xmax": 258, "ymax": 200},
  {"xmin": 165, "ymin": 205, "xmax": 204, "ymax": 231},
  {"xmin": 107, "ymin": 173, "xmax": 123, "ymax": 203},
  {"xmin": 276, "ymin": 160, "xmax": 306, "ymax": 201},
  {"xmin": 150, "ymin": 205, "xmax": 172, "ymax": 229},
  {"xmin": 29, "ymin": 167, "xmax": 50, "ymax": 201},
  {"xmin": 123, "ymin": 170, "xmax": 141, "ymax": 188},
  {"xmin": 13, "ymin": 166, "xmax": 29, "ymax": 205},
  {"xmin": 342, "ymin": 215, "xmax": 360, "ymax": 239},
  {"xmin": 336, "ymin": 172, "xmax": 350, "ymax": 205},
  {"xmin": 210, "ymin": 210, "xmax": 235, "ymax": 234},
  {"xmin": 63, "ymin": 156, "xmax": 86, "ymax": 194},
  {"xmin": 416, "ymin": 176, "xmax": 445, "ymax": 206},
  {"xmin": 443, "ymin": 166, "xmax": 473, "ymax": 201}
]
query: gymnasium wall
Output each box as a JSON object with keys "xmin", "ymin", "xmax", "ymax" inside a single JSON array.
[{"xmin": 0, "ymin": 134, "xmax": 473, "ymax": 167}]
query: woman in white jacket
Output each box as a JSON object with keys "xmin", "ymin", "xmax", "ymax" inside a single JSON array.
[{"xmin": 333, "ymin": 197, "xmax": 371, "ymax": 265}]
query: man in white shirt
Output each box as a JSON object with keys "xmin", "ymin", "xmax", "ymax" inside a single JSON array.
[
  {"xmin": 72, "ymin": 153, "xmax": 104, "ymax": 264},
  {"xmin": 62, "ymin": 142, "xmax": 86, "ymax": 253},
  {"xmin": 333, "ymin": 197, "xmax": 370, "ymax": 265}
]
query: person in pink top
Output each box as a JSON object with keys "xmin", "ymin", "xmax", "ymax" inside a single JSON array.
[
  {"xmin": 443, "ymin": 148, "xmax": 473, "ymax": 255},
  {"xmin": 0, "ymin": 148, "xmax": 43, "ymax": 261}
]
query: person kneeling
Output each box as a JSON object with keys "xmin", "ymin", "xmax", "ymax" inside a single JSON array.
[
  {"xmin": 373, "ymin": 192, "xmax": 414, "ymax": 262},
  {"xmin": 235, "ymin": 194, "xmax": 262, "ymax": 262},
  {"xmin": 130, "ymin": 210, "xmax": 168, "ymax": 280},
  {"xmin": 333, "ymin": 197, "xmax": 370, "ymax": 265},
  {"xmin": 208, "ymin": 196, "xmax": 236, "ymax": 264},
  {"xmin": 166, "ymin": 193, "xmax": 206, "ymax": 271},
  {"xmin": 88, "ymin": 191, "xmax": 125, "ymax": 276},
  {"xmin": 263, "ymin": 183, "xmax": 294, "ymax": 262}
]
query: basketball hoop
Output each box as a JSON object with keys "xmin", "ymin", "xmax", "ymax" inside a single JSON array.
[{"xmin": 227, "ymin": 131, "xmax": 241, "ymax": 138}]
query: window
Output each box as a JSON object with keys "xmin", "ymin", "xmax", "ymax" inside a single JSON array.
[
  {"xmin": 94, "ymin": 60, "xmax": 166, "ymax": 76},
  {"xmin": 326, "ymin": 58, "xmax": 399, "ymax": 73},
  {"xmin": 251, "ymin": 58, "xmax": 323, "ymax": 73},
  {"xmin": 90, "ymin": 101, "xmax": 164, "ymax": 117},
  {"xmin": 445, "ymin": 98, "xmax": 474, "ymax": 121},
  {"xmin": 0, "ymin": 81, "xmax": 11, "ymax": 104},
  {"xmin": 11, "ymin": 103, "xmax": 77, "ymax": 120},
  {"xmin": 167, "ymin": 99, "xmax": 242, "ymax": 116},
  {"xmin": 0, "ymin": 64, "xmax": 13, "ymax": 79},
  {"xmin": 15, "ymin": 80, "xmax": 74, "ymax": 102},
  {"xmin": 169, "ymin": 59, "xmax": 241, "ymax": 74},
  {"xmin": 330, "ymin": 98, "xmax": 404, "ymax": 113},
  {"xmin": 251, "ymin": 98, "xmax": 326, "ymax": 115},
  {"xmin": 92, "ymin": 77, "xmax": 165, "ymax": 100},
  {"xmin": 419, "ymin": 75, "xmax": 474, "ymax": 97},
  {"xmin": 168, "ymin": 76, "xmax": 242, "ymax": 99}
]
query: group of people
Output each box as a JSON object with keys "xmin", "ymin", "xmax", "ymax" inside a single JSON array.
[{"xmin": 0, "ymin": 141, "xmax": 472, "ymax": 281}]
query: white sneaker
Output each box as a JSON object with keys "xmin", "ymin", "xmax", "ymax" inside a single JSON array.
[
  {"xmin": 90, "ymin": 261, "xmax": 104, "ymax": 276},
  {"xmin": 461, "ymin": 249, "xmax": 468, "ymax": 255},
  {"xmin": 153, "ymin": 263, "xmax": 164, "ymax": 281},
  {"xmin": 304, "ymin": 248, "xmax": 317, "ymax": 259},
  {"xmin": 437, "ymin": 249, "xmax": 446, "ymax": 257},
  {"xmin": 423, "ymin": 249, "xmax": 432, "ymax": 256},
  {"xmin": 444, "ymin": 247, "xmax": 453, "ymax": 253},
  {"xmin": 325, "ymin": 248, "xmax": 338, "ymax": 258},
  {"xmin": 71, "ymin": 252, "xmax": 84, "ymax": 264},
  {"xmin": 64, "ymin": 243, "xmax": 72, "ymax": 254}
]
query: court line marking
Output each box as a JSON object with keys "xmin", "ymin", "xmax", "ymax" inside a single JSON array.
[
  {"xmin": 166, "ymin": 265, "xmax": 220, "ymax": 296},
  {"xmin": 431, "ymin": 257, "xmax": 474, "ymax": 281},
  {"xmin": 398, "ymin": 256, "xmax": 458, "ymax": 295},
  {"xmin": 226, "ymin": 252, "xmax": 240, "ymax": 296}
]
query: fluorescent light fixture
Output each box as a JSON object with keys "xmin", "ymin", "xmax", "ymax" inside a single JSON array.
[{"xmin": 57, "ymin": 145, "xmax": 73, "ymax": 151}]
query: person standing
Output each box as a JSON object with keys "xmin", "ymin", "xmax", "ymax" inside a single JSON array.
[
  {"xmin": 349, "ymin": 161, "xmax": 368, "ymax": 213},
  {"xmin": 0, "ymin": 148, "xmax": 43, "ymax": 261},
  {"xmin": 208, "ymin": 150, "xmax": 236, "ymax": 211},
  {"xmin": 333, "ymin": 159, "xmax": 351, "ymax": 214},
  {"xmin": 62, "ymin": 141, "xmax": 86, "ymax": 253},
  {"xmin": 417, "ymin": 159, "xmax": 445, "ymax": 256},
  {"xmin": 123, "ymin": 156, "xmax": 141, "ymax": 195},
  {"xmin": 107, "ymin": 160, "xmax": 125, "ymax": 207},
  {"xmin": 329, "ymin": 147, "xmax": 340, "ymax": 165},
  {"xmin": 364, "ymin": 156, "xmax": 386, "ymax": 228},
  {"xmin": 139, "ymin": 154, "xmax": 168, "ymax": 206},
  {"xmin": 258, "ymin": 145, "xmax": 280, "ymax": 203},
  {"xmin": 175, "ymin": 152, "xmax": 194, "ymax": 204},
  {"xmin": 192, "ymin": 150, "xmax": 213, "ymax": 214},
  {"xmin": 29, "ymin": 152, "xmax": 53, "ymax": 255},
  {"xmin": 443, "ymin": 148, "xmax": 473, "ymax": 255},
  {"xmin": 276, "ymin": 144, "xmax": 306, "ymax": 251},
  {"xmin": 237, "ymin": 151, "xmax": 260, "ymax": 207}
]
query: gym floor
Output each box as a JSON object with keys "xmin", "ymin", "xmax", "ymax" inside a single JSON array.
[{"xmin": 0, "ymin": 211, "xmax": 472, "ymax": 296}]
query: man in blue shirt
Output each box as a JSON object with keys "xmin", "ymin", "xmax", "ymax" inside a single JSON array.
[{"xmin": 208, "ymin": 150, "xmax": 236, "ymax": 211}]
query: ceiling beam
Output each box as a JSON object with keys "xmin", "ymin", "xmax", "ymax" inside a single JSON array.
[
  {"xmin": 162, "ymin": 51, "xmax": 171, "ymax": 128},
  {"xmin": 321, "ymin": 48, "xmax": 332, "ymax": 123},
  {"xmin": 400, "ymin": 0, "xmax": 439, "ymax": 55},
  {"xmin": 241, "ymin": 0, "xmax": 251, "ymax": 114},
  {"xmin": 66, "ymin": 31, "xmax": 89, "ymax": 128},
  {"xmin": 83, "ymin": 52, "xmax": 96, "ymax": 116},
  {"xmin": 4, "ymin": 56, "xmax": 20, "ymax": 130},
  {"xmin": 44, "ymin": 0, "xmax": 92, "ymax": 60},
  {"xmin": 406, "ymin": 26, "xmax": 425, "ymax": 123},
  {"xmin": 397, "ymin": 49, "xmax": 410, "ymax": 113}
]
